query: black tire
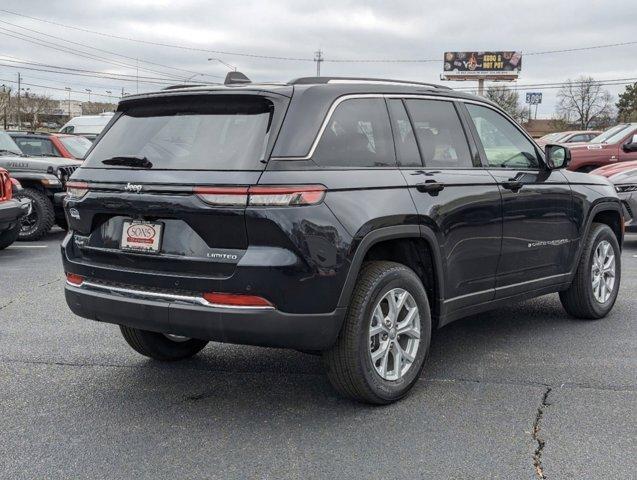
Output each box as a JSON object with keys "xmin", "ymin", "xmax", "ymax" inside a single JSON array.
[
  {"xmin": 323, "ymin": 261, "xmax": 432, "ymax": 404},
  {"xmin": 14, "ymin": 188, "xmax": 55, "ymax": 241},
  {"xmin": 559, "ymin": 222, "xmax": 621, "ymax": 319},
  {"xmin": 119, "ymin": 325, "xmax": 208, "ymax": 361},
  {"xmin": 0, "ymin": 224, "xmax": 20, "ymax": 250}
]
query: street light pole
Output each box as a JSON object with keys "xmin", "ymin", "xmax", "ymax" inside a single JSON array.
[
  {"xmin": 207, "ymin": 58, "xmax": 237, "ymax": 72},
  {"xmin": 85, "ymin": 89, "xmax": 92, "ymax": 106},
  {"xmin": 17, "ymin": 72, "xmax": 21, "ymax": 129}
]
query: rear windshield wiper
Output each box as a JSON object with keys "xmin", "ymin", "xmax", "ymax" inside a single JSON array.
[{"xmin": 101, "ymin": 156, "xmax": 153, "ymax": 169}]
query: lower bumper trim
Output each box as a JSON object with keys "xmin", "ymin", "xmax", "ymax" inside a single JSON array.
[{"xmin": 65, "ymin": 285, "xmax": 345, "ymax": 351}]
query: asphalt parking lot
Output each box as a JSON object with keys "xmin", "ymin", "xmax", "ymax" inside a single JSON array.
[{"xmin": 1, "ymin": 230, "xmax": 635, "ymax": 479}]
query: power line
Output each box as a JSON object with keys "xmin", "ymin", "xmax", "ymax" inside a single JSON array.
[
  {"xmin": 0, "ymin": 26, "xmax": 190, "ymax": 80},
  {"xmin": 0, "ymin": 56, "xmax": 210, "ymax": 85},
  {"xmin": 0, "ymin": 8, "xmax": 634, "ymax": 64},
  {"xmin": 0, "ymin": 76, "xmax": 120, "ymax": 99},
  {"xmin": 452, "ymin": 77, "xmax": 637, "ymax": 93},
  {"xmin": 0, "ymin": 18, "xmax": 221, "ymax": 80}
]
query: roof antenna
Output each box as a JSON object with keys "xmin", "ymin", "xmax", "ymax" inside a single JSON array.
[{"xmin": 224, "ymin": 71, "xmax": 251, "ymax": 85}]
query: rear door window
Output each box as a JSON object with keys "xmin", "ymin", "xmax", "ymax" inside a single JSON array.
[
  {"xmin": 313, "ymin": 98, "xmax": 395, "ymax": 167},
  {"xmin": 404, "ymin": 99, "xmax": 473, "ymax": 168},
  {"xmin": 83, "ymin": 96, "xmax": 275, "ymax": 170},
  {"xmin": 387, "ymin": 99, "xmax": 421, "ymax": 167}
]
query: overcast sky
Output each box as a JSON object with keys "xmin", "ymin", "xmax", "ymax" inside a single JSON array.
[{"xmin": 0, "ymin": 0, "xmax": 635, "ymax": 117}]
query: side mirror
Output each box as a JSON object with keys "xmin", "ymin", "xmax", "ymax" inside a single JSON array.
[
  {"xmin": 622, "ymin": 142, "xmax": 637, "ymax": 153},
  {"xmin": 544, "ymin": 144, "xmax": 570, "ymax": 169}
]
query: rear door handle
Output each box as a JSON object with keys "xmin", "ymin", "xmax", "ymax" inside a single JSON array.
[
  {"xmin": 416, "ymin": 181, "xmax": 445, "ymax": 196},
  {"xmin": 502, "ymin": 180, "xmax": 523, "ymax": 192}
]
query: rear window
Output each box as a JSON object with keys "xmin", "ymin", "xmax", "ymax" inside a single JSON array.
[{"xmin": 83, "ymin": 96, "xmax": 274, "ymax": 170}]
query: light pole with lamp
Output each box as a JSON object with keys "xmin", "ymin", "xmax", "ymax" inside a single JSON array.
[
  {"xmin": 207, "ymin": 58, "xmax": 237, "ymax": 72},
  {"xmin": 64, "ymin": 86, "xmax": 72, "ymax": 119}
]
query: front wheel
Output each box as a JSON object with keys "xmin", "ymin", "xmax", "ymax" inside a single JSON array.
[
  {"xmin": 120, "ymin": 326, "xmax": 208, "ymax": 361},
  {"xmin": 323, "ymin": 261, "xmax": 432, "ymax": 404},
  {"xmin": 14, "ymin": 188, "xmax": 55, "ymax": 241},
  {"xmin": 559, "ymin": 223, "xmax": 621, "ymax": 319}
]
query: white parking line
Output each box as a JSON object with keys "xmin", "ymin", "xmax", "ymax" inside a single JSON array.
[{"xmin": 8, "ymin": 245, "xmax": 48, "ymax": 249}]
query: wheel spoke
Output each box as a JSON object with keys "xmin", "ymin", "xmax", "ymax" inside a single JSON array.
[
  {"xmin": 397, "ymin": 325, "xmax": 420, "ymax": 339},
  {"xmin": 396, "ymin": 342, "xmax": 415, "ymax": 363},
  {"xmin": 371, "ymin": 341, "xmax": 389, "ymax": 363},
  {"xmin": 396, "ymin": 306, "xmax": 417, "ymax": 330}
]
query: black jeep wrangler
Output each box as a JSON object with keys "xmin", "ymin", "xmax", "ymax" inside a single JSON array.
[
  {"xmin": 62, "ymin": 75, "xmax": 623, "ymax": 404},
  {"xmin": 0, "ymin": 130, "xmax": 81, "ymax": 240}
]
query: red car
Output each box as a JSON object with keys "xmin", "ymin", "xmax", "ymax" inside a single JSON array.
[
  {"xmin": 0, "ymin": 168, "xmax": 31, "ymax": 249},
  {"xmin": 566, "ymin": 123, "xmax": 637, "ymax": 172},
  {"xmin": 8, "ymin": 132, "xmax": 92, "ymax": 160}
]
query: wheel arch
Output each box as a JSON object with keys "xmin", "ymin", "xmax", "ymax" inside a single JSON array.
[
  {"xmin": 569, "ymin": 201, "xmax": 624, "ymax": 281},
  {"xmin": 337, "ymin": 225, "xmax": 445, "ymax": 328}
]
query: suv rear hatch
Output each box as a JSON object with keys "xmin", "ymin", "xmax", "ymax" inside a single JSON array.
[{"xmin": 67, "ymin": 91, "xmax": 290, "ymax": 278}]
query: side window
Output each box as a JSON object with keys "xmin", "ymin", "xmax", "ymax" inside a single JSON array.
[
  {"xmin": 568, "ymin": 134, "xmax": 587, "ymax": 143},
  {"xmin": 466, "ymin": 104, "xmax": 539, "ymax": 169},
  {"xmin": 404, "ymin": 99, "xmax": 473, "ymax": 168},
  {"xmin": 387, "ymin": 99, "xmax": 421, "ymax": 167},
  {"xmin": 313, "ymin": 98, "xmax": 395, "ymax": 168}
]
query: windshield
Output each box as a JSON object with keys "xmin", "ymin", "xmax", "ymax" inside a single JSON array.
[
  {"xmin": 590, "ymin": 125, "xmax": 632, "ymax": 144},
  {"xmin": 0, "ymin": 131, "xmax": 23, "ymax": 155},
  {"xmin": 84, "ymin": 96, "xmax": 274, "ymax": 170},
  {"xmin": 59, "ymin": 136, "xmax": 92, "ymax": 159}
]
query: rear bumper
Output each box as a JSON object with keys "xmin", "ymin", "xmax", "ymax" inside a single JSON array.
[{"xmin": 64, "ymin": 282, "xmax": 346, "ymax": 350}]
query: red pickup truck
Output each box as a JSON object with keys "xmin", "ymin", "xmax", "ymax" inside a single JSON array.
[{"xmin": 566, "ymin": 123, "xmax": 637, "ymax": 172}]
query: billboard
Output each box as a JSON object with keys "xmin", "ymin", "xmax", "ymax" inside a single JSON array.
[{"xmin": 443, "ymin": 51, "xmax": 522, "ymax": 79}]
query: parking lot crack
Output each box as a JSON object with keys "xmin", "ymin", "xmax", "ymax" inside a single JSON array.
[{"xmin": 532, "ymin": 387, "xmax": 552, "ymax": 479}]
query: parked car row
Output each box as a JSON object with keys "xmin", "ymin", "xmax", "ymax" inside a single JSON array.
[
  {"xmin": 537, "ymin": 124, "xmax": 637, "ymax": 172},
  {"xmin": 0, "ymin": 130, "xmax": 81, "ymax": 240}
]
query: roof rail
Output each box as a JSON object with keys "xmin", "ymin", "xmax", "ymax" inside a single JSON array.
[
  {"xmin": 289, "ymin": 77, "xmax": 452, "ymax": 90},
  {"xmin": 162, "ymin": 84, "xmax": 208, "ymax": 90}
]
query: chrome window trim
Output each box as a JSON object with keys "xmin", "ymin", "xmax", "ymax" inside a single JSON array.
[{"xmin": 270, "ymin": 93, "xmax": 541, "ymax": 162}]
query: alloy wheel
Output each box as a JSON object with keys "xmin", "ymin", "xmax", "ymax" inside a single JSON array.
[
  {"xmin": 369, "ymin": 288, "xmax": 421, "ymax": 381},
  {"xmin": 591, "ymin": 240, "xmax": 616, "ymax": 303}
]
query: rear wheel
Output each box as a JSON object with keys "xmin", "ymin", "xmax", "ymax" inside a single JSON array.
[
  {"xmin": 119, "ymin": 325, "xmax": 208, "ymax": 361},
  {"xmin": 559, "ymin": 223, "xmax": 621, "ymax": 319},
  {"xmin": 14, "ymin": 188, "xmax": 55, "ymax": 241},
  {"xmin": 323, "ymin": 261, "xmax": 432, "ymax": 404}
]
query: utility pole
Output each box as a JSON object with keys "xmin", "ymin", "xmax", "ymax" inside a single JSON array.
[
  {"xmin": 64, "ymin": 87, "xmax": 71, "ymax": 119},
  {"xmin": 136, "ymin": 58, "xmax": 139, "ymax": 94},
  {"xmin": 314, "ymin": 49, "xmax": 323, "ymax": 76},
  {"xmin": 477, "ymin": 78, "xmax": 485, "ymax": 96},
  {"xmin": 17, "ymin": 72, "xmax": 21, "ymax": 129}
]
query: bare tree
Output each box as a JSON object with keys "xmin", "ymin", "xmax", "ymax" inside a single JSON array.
[
  {"xmin": 21, "ymin": 93, "xmax": 56, "ymax": 129},
  {"xmin": 0, "ymin": 86, "xmax": 14, "ymax": 128},
  {"xmin": 556, "ymin": 77, "xmax": 614, "ymax": 129},
  {"xmin": 485, "ymin": 85, "xmax": 529, "ymax": 124}
]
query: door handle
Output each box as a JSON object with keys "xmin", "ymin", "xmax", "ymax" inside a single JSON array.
[
  {"xmin": 501, "ymin": 180, "xmax": 523, "ymax": 192},
  {"xmin": 416, "ymin": 181, "xmax": 445, "ymax": 196}
]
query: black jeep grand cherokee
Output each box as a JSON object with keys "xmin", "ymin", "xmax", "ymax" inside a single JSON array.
[{"xmin": 62, "ymin": 75, "xmax": 623, "ymax": 404}]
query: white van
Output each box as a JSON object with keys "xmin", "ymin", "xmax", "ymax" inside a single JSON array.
[{"xmin": 59, "ymin": 112, "xmax": 115, "ymax": 140}]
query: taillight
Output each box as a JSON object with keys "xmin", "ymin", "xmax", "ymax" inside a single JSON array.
[
  {"xmin": 248, "ymin": 185, "xmax": 326, "ymax": 206},
  {"xmin": 66, "ymin": 181, "xmax": 89, "ymax": 199},
  {"xmin": 194, "ymin": 185, "xmax": 326, "ymax": 207},
  {"xmin": 203, "ymin": 292, "xmax": 274, "ymax": 308},
  {"xmin": 194, "ymin": 186, "xmax": 249, "ymax": 206},
  {"xmin": 66, "ymin": 273, "xmax": 84, "ymax": 286}
]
